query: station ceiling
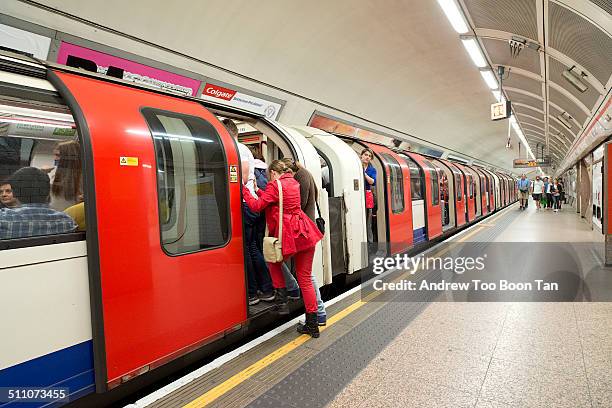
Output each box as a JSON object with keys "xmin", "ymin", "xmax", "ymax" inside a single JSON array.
[{"xmin": 31, "ymin": 0, "xmax": 612, "ymax": 171}]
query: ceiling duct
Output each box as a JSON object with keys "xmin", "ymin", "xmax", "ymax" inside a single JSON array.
[
  {"xmin": 556, "ymin": 112, "xmax": 573, "ymax": 130},
  {"xmin": 562, "ymin": 66, "xmax": 589, "ymax": 93}
]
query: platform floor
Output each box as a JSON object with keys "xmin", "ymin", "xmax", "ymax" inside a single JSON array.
[{"xmin": 136, "ymin": 203, "xmax": 611, "ymax": 408}]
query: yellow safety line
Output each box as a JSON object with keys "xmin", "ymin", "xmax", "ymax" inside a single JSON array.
[
  {"xmin": 182, "ymin": 299, "xmax": 368, "ymax": 408},
  {"xmin": 182, "ymin": 217, "xmax": 497, "ymax": 407}
]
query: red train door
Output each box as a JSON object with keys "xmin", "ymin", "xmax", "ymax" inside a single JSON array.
[
  {"xmin": 407, "ymin": 153, "xmax": 442, "ymax": 239},
  {"xmin": 482, "ymin": 169, "xmax": 495, "ymax": 211},
  {"xmin": 363, "ymin": 143, "xmax": 413, "ymax": 254},
  {"xmin": 447, "ymin": 162, "xmax": 466, "ymax": 226},
  {"xmin": 454, "ymin": 163, "xmax": 476, "ymax": 222},
  {"xmin": 498, "ymin": 174, "xmax": 507, "ymax": 206},
  {"xmin": 474, "ymin": 168, "xmax": 488, "ymax": 215},
  {"xmin": 52, "ymin": 70, "xmax": 247, "ymax": 390}
]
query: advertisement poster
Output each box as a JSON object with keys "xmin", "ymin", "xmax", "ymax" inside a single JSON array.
[
  {"xmin": 56, "ymin": 42, "xmax": 201, "ymax": 96},
  {"xmin": 308, "ymin": 113, "xmax": 389, "ymax": 144},
  {"xmin": 0, "ymin": 24, "xmax": 51, "ymax": 60},
  {"xmin": 200, "ymin": 82, "xmax": 282, "ymax": 120}
]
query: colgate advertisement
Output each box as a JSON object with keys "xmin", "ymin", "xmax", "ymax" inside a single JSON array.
[
  {"xmin": 203, "ymin": 84, "xmax": 237, "ymax": 101},
  {"xmin": 201, "ymin": 82, "xmax": 282, "ymax": 120}
]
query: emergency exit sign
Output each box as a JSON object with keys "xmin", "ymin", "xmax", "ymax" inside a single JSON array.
[{"xmin": 491, "ymin": 100, "xmax": 511, "ymax": 120}]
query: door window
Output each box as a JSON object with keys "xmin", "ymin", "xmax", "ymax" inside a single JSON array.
[{"xmin": 143, "ymin": 108, "xmax": 230, "ymax": 255}]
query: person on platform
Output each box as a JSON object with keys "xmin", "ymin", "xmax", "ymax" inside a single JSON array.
[
  {"xmin": 532, "ymin": 175, "xmax": 544, "ymax": 210},
  {"xmin": 517, "ymin": 174, "xmax": 530, "ymax": 210},
  {"xmin": 280, "ymin": 158, "xmax": 327, "ymax": 326},
  {"xmin": 242, "ymin": 160, "xmax": 324, "ymax": 338}
]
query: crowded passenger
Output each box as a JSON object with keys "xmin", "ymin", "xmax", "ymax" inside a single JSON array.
[
  {"xmin": 517, "ymin": 174, "xmax": 530, "ymax": 210},
  {"xmin": 0, "ymin": 167, "xmax": 76, "ymax": 240},
  {"xmin": 531, "ymin": 175, "xmax": 544, "ymax": 210},
  {"xmin": 361, "ymin": 148, "xmax": 377, "ymax": 242},
  {"xmin": 242, "ymin": 159, "xmax": 324, "ymax": 337},
  {"xmin": 0, "ymin": 180, "xmax": 17, "ymax": 208},
  {"xmin": 50, "ymin": 140, "xmax": 83, "ymax": 211},
  {"xmin": 222, "ymin": 119, "xmax": 274, "ymax": 305},
  {"xmin": 320, "ymin": 158, "xmax": 330, "ymax": 192},
  {"xmin": 280, "ymin": 158, "xmax": 327, "ymax": 326}
]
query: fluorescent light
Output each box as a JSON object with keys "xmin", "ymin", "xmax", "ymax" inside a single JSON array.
[
  {"xmin": 480, "ymin": 69, "xmax": 498, "ymax": 89},
  {"xmin": 462, "ymin": 38, "xmax": 487, "ymax": 67},
  {"xmin": 437, "ymin": 0, "xmax": 469, "ymax": 34}
]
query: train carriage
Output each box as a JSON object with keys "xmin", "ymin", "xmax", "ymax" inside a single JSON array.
[{"xmin": 0, "ymin": 49, "xmax": 518, "ymax": 408}]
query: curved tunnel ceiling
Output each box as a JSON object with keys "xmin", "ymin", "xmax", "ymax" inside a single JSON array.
[
  {"xmin": 17, "ymin": 0, "xmax": 612, "ymax": 171},
  {"xmin": 462, "ymin": 0, "xmax": 612, "ymax": 169}
]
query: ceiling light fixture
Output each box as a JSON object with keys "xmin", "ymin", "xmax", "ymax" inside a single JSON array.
[
  {"xmin": 556, "ymin": 112, "xmax": 573, "ymax": 130},
  {"xmin": 436, "ymin": 0, "xmax": 469, "ymax": 34},
  {"xmin": 480, "ymin": 69, "xmax": 498, "ymax": 89},
  {"xmin": 562, "ymin": 66, "xmax": 588, "ymax": 93},
  {"xmin": 461, "ymin": 38, "xmax": 487, "ymax": 67}
]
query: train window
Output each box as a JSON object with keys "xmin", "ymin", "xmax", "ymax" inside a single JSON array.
[
  {"xmin": 382, "ymin": 154, "xmax": 404, "ymax": 213},
  {"xmin": 0, "ymin": 98, "xmax": 84, "ymax": 244},
  {"xmin": 468, "ymin": 175, "xmax": 474, "ymax": 198},
  {"xmin": 143, "ymin": 108, "xmax": 230, "ymax": 255},
  {"xmin": 402, "ymin": 156, "xmax": 423, "ymax": 200},
  {"xmin": 454, "ymin": 173, "xmax": 462, "ymax": 201},
  {"xmin": 430, "ymin": 169, "xmax": 439, "ymax": 205},
  {"xmin": 422, "ymin": 159, "xmax": 439, "ymax": 206}
]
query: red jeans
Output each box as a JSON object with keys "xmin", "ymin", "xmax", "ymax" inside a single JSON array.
[{"xmin": 268, "ymin": 246, "xmax": 317, "ymax": 313}]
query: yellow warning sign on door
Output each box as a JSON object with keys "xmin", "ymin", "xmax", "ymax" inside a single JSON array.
[
  {"xmin": 120, "ymin": 156, "xmax": 139, "ymax": 166},
  {"xmin": 229, "ymin": 165, "xmax": 238, "ymax": 183}
]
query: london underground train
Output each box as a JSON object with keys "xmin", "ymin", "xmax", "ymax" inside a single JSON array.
[{"xmin": 0, "ymin": 49, "xmax": 517, "ymax": 407}]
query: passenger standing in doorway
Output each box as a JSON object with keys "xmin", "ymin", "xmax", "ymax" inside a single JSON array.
[
  {"xmin": 517, "ymin": 174, "xmax": 530, "ymax": 210},
  {"xmin": 280, "ymin": 158, "xmax": 327, "ymax": 326},
  {"xmin": 361, "ymin": 148, "xmax": 377, "ymax": 242},
  {"xmin": 532, "ymin": 175, "xmax": 544, "ymax": 210},
  {"xmin": 249, "ymin": 145, "xmax": 268, "ymax": 253},
  {"xmin": 242, "ymin": 160, "xmax": 324, "ymax": 337},
  {"xmin": 222, "ymin": 119, "xmax": 274, "ymax": 306}
]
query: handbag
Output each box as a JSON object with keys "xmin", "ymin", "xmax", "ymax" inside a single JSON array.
[
  {"xmin": 315, "ymin": 200, "xmax": 325, "ymax": 234},
  {"xmin": 365, "ymin": 189, "xmax": 375, "ymax": 209},
  {"xmin": 263, "ymin": 179, "xmax": 284, "ymax": 263}
]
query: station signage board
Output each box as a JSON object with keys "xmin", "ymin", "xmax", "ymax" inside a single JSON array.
[
  {"xmin": 201, "ymin": 83, "xmax": 282, "ymax": 120},
  {"xmin": 513, "ymin": 159, "xmax": 538, "ymax": 168},
  {"xmin": 513, "ymin": 157, "xmax": 551, "ymax": 168},
  {"xmin": 491, "ymin": 100, "xmax": 511, "ymax": 121}
]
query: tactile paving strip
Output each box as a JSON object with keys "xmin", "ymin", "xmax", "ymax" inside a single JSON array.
[{"xmin": 246, "ymin": 209, "xmax": 520, "ymax": 408}]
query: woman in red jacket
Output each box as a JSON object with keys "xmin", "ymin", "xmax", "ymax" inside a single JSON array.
[{"xmin": 243, "ymin": 160, "xmax": 323, "ymax": 337}]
